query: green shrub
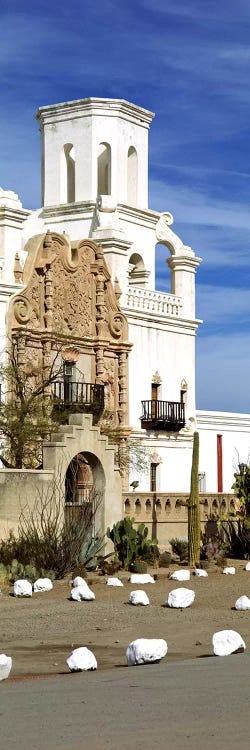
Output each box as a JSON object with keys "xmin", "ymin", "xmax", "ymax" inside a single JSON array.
[
  {"xmin": 170, "ymin": 537, "xmax": 188, "ymax": 561},
  {"xmin": 159, "ymin": 551, "xmax": 172, "ymax": 568},
  {"xmin": 107, "ymin": 517, "xmax": 158, "ymax": 569},
  {"xmin": 129, "ymin": 559, "xmax": 148, "ymax": 574},
  {"xmin": 0, "ymin": 479, "xmax": 104, "ymax": 578}
]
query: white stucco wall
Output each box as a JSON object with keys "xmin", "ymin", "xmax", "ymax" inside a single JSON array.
[
  {"xmin": 129, "ymin": 432, "xmax": 194, "ymax": 493},
  {"xmin": 126, "ymin": 316, "xmax": 197, "ymax": 429},
  {"xmin": 197, "ymin": 410, "xmax": 250, "ymax": 493}
]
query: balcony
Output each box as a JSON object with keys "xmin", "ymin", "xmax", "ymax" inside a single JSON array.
[
  {"xmin": 140, "ymin": 400, "xmax": 185, "ymax": 432},
  {"xmin": 52, "ymin": 381, "xmax": 105, "ymax": 418}
]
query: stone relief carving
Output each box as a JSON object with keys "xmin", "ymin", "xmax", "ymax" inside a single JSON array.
[
  {"xmin": 99, "ymin": 356, "xmax": 117, "ymax": 416},
  {"xmin": 8, "ymin": 232, "xmax": 132, "ymax": 435}
]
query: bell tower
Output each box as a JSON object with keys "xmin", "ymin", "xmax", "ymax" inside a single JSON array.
[{"xmin": 36, "ymin": 97, "xmax": 154, "ymax": 209}]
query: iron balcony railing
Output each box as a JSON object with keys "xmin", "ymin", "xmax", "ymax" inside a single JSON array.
[
  {"xmin": 140, "ymin": 399, "xmax": 185, "ymax": 432},
  {"xmin": 52, "ymin": 381, "xmax": 105, "ymax": 414}
]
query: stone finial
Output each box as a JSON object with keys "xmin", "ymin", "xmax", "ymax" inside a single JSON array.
[
  {"xmin": 152, "ymin": 370, "xmax": 161, "ymax": 384},
  {"xmin": 13, "ymin": 253, "xmax": 23, "ymax": 283},
  {"xmin": 61, "ymin": 347, "xmax": 80, "ymax": 363},
  {"xmin": 114, "ymin": 276, "xmax": 122, "ymax": 301},
  {"xmin": 43, "ymin": 230, "xmax": 53, "ymax": 257},
  {"xmin": 150, "ymin": 450, "xmax": 163, "ymax": 465}
]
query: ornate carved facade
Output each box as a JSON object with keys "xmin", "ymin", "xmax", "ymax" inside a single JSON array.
[{"xmin": 8, "ymin": 231, "xmax": 132, "ymax": 435}]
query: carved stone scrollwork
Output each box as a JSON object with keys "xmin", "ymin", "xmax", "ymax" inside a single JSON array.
[
  {"xmin": 13, "ymin": 296, "xmax": 31, "ymax": 325},
  {"xmin": 108, "ymin": 311, "xmax": 123, "ymax": 340},
  {"xmin": 156, "ymin": 212, "xmax": 194, "ymax": 257}
]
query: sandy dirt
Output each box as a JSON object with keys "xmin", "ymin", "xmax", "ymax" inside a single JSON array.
[{"xmin": 1, "ymin": 561, "xmax": 250, "ymax": 678}]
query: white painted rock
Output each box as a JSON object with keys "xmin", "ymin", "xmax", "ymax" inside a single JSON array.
[
  {"xmin": 129, "ymin": 574, "xmax": 155, "ymax": 584},
  {"xmin": 213, "ymin": 629, "xmax": 246, "ymax": 656},
  {"xmin": 14, "ymin": 579, "xmax": 32, "ymax": 597},
  {"xmin": 106, "ymin": 577, "xmax": 123, "ymax": 587},
  {"xmin": 223, "ymin": 567, "xmax": 236, "ymax": 575},
  {"xmin": 66, "ymin": 647, "xmax": 97, "ymax": 672},
  {"xmin": 235, "ymin": 595, "xmax": 250, "ymax": 610},
  {"xmin": 33, "ymin": 578, "xmax": 53, "ymax": 593},
  {"xmin": 126, "ymin": 638, "xmax": 168, "ymax": 666},
  {"xmin": 245, "ymin": 562, "xmax": 250, "ymax": 571},
  {"xmin": 169, "ymin": 570, "xmax": 190, "ymax": 581},
  {"xmin": 194, "ymin": 569, "xmax": 208, "ymax": 577},
  {"xmin": 129, "ymin": 590, "xmax": 150, "ymax": 606},
  {"xmin": 70, "ymin": 585, "xmax": 95, "ymax": 601},
  {"xmin": 167, "ymin": 587, "xmax": 195, "ymax": 609},
  {"xmin": 0, "ymin": 654, "xmax": 12, "ymax": 681},
  {"xmin": 72, "ymin": 576, "xmax": 89, "ymax": 588}
]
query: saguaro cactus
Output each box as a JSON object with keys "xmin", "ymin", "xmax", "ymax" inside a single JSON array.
[{"xmin": 188, "ymin": 431, "xmax": 200, "ymax": 567}]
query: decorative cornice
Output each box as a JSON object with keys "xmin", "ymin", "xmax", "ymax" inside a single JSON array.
[
  {"xmin": 118, "ymin": 203, "xmax": 160, "ymax": 227},
  {"xmin": 0, "ymin": 206, "xmax": 30, "ymax": 225},
  {"xmin": 122, "ymin": 306, "xmax": 202, "ymax": 333},
  {"xmin": 196, "ymin": 410, "xmax": 250, "ymax": 429},
  {"xmin": 41, "ymin": 201, "xmax": 96, "ymax": 219},
  {"xmin": 167, "ymin": 255, "xmax": 202, "ymax": 272},
  {"xmin": 36, "ymin": 98, "xmax": 155, "ymax": 128},
  {"xmin": 41, "ymin": 200, "xmax": 160, "ymax": 228},
  {"xmin": 98, "ymin": 237, "xmax": 132, "ymax": 254}
]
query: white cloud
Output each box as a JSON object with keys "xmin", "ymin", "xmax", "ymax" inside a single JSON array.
[
  {"xmin": 151, "ymin": 179, "xmax": 250, "ymax": 231},
  {"xmin": 196, "ymin": 285, "xmax": 250, "ymax": 324}
]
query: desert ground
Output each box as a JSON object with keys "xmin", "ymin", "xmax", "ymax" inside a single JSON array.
[{"xmin": 1, "ymin": 561, "xmax": 250, "ymax": 677}]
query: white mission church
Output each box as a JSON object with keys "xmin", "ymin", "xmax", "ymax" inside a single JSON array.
[{"xmin": 0, "ymin": 96, "xmax": 249, "ymax": 542}]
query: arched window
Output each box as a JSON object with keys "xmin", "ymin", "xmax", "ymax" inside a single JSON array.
[
  {"xmin": 128, "ymin": 252, "xmax": 145, "ymax": 284},
  {"xmin": 61, "ymin": 143, "xmax": 75, "ymax": 203},
  {"xmin": 127, "ymin": 146, "xmax": 138, "ymax": 205},
  {"xmin": 97, "ymin": 142, "xmax": 111, "ymax": 195}
]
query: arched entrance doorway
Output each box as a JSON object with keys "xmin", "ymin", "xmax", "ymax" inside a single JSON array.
[
  {"xmin": 42, "ymin": 413, "xmax": 123, "ymax": 545},
  {"xmin": 65, "ymin": 450, "xmax": 105, "ymax": 535}
]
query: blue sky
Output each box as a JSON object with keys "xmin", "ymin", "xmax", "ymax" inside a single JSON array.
[{"xmin": 1, "ymin": 0, "xmax": 250, "ymax": 412}]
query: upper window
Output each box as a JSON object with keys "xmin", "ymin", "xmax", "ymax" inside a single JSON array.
[
  {"xmin": 97, "ymin": 142, "xmax": 111, "ymax": 195},
  {"xmin": 127, "ymin": 146, "xmax": 138, "ymax": 205},
  {"xmin": 61, "ymin": 143, "xmax": 75, "ymax": 203}
]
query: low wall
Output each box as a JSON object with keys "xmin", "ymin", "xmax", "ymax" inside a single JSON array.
[
  {"xmin": 122, "ymin": 492, "xmax": 236, "ymax": 547},
  {"xmin": 0, "ymin": 469, "xmax": 54, "ymax": 539}
]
